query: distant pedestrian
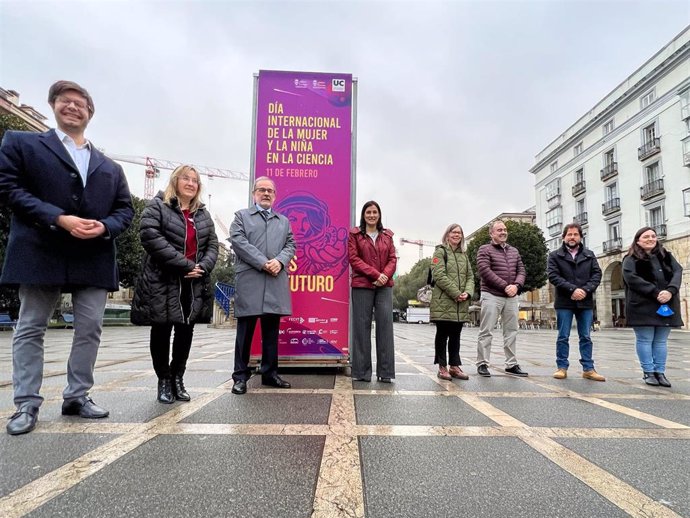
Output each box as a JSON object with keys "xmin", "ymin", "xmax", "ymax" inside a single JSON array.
[
  {"xmin": 430, "ymin": 223, "xmax": 473, "ymax": 381},
  {"xmin": 547, "ymin": 223, "xmax": 605, "ymax": 381},
  {"xmin": 0, "ymin": 80, "xmax": 134, "ymax": 435},
  {"xmin": 348, "ymin": 201, "xmax": 397, "ymax": 383},
  {"xmin": 230, "ymin": 177, "xmax": 295, "ymax": 395},
  {"xmin": 622, "ymin": 227, "xmax": 683, "ymax": 388},
  {"xmin": 475, "ymin": 220, "xmax": 528, "ymax": 377},
  {"xmin": 131, "ymin": 166, "xmax": 218, "ymax": 404}
]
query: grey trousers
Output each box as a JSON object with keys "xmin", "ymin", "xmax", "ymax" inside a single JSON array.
[
  {"xmin": 12, "ymin": 285, "xmax": 107, "ymax": 407},
  {"xmin": 476, "ymin": 291, "xmax": 519, "ymax": 368},
  {"xmin": 351, "ymin": 287, "xmax": 395, "ymax": 380}
]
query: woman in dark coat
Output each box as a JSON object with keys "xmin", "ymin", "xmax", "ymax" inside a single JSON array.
[
  {"xmin": 131, "ymin": 165, "xmax": 218, "ymax": 403},
  {"xmin": 622, "ymin": 227, "xmax": 683, "ymax": 388}
]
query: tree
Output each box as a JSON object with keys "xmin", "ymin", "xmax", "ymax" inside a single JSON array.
[
  {"xmin": 0, "ymin": 114, "xmax": 34, "ymax": 315},
  {"xmin": 210, "ymin": 248, "xmax": 235, "ymax": 287},
  {"xmin": 116, "ymin": 195, "xmax": 147, "ymax": 288},
  {"xmin": 392, "ymin": 257, "xmax": 431, "ymax": 310},
  {"xmin": 466, "ymin": 220, "xmax": 548, "ymax": 298}
]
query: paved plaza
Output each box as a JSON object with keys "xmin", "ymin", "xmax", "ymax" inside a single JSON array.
[{"xmin": 0, "ymin": 323, "xmax": 688, "ymax": 517}]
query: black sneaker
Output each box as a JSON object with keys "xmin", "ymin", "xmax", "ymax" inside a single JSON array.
[
  {"xmin": 505, "ymin": 365, "xmax": 528, "ymax": 377},
  {"xmin": 477, "ymin": 364, "xmax": 491, "ymax": 377}
]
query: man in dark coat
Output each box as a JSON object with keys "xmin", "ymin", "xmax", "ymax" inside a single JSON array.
[
  {"xmin": 0, "ymin": 81, "xmax": 134, "ymax": 435},
  {"xmin": 229, "ymin": 176, "xmax": 295, "ymax": 395},
  {"xmin": 547, "ymin": 223, "xmax": 605, "ymax": 381}
]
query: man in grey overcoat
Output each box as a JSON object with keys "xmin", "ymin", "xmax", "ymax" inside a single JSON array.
[{"xmin": 230, "ymin": 176, "xmax": 295, "ymax": 395}]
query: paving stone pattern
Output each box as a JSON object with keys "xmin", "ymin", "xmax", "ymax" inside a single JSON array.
[{"xmin": 0, "ymin": 324, "xmax": 688, "ymax": 517}]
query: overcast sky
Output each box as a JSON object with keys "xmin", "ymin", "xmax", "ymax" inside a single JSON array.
[{"xmin": 2, "ymin": 0, "xmax": 689, "ymax": 273}]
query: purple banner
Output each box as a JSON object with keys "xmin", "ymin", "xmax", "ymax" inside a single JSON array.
[{"xmin": 251, "ymin": 70, "xmax": 353, "ymax": 359}]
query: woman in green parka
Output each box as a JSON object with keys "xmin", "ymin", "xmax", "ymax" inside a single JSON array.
[{"xmin": 430, "ymin": 223, "xmax": 474, "ymax": 381}]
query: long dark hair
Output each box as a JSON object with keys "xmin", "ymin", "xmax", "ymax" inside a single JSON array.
[
  {"xmin": 359, "ymin": 200, "xmax": 384, "ymax": 233},
  {"xmin": 626, "ymin": 226, "xmax": 665, "ymax": 260}
]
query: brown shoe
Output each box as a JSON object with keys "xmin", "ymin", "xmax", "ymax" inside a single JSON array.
[
  {"xmin": 437, "ymin": 366, "xmax": 452, "ymax": 381},
  {"xmin": 583, "ymin": 370, "xmax": 605, "ymax": 382},
  {"xmin": 553, "ymin": 368, "xmax": 567, "ymax": 379},
  {"xmin": 449, "ymin": 366, "xmax": 469, "ymax": 380}
]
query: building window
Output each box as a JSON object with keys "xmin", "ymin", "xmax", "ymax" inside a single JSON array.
[
  {"xmin": 605, "ymin": 182, "xmax": 618, "ymax": 202},
  {"xmin": 684, "ymin": 188, "xmax": 690, "ymax": 217},
  {"xmin": 603, "ymin": 118, "xmax": 615, "ymax": 135},
  {"xmin": 646, "ymin": 205, "xmax": 665, "ymax": 227},
  {"xmin": 640, "ymin": 89, "xmax": 656, "ymax": 109},
  {"xmin": 642, "ymin": 122, "xmax": 657, "ymax": 144},
  {"xmin": 545, "ymin": 178, "xmax": 561, "ymax": 200},
  {"xmin": 604, "ymin": 149, "xmax": 615, "ymax": 166},
  {"xmin": 680, "ymin": 90, "xmax": 690, "ymax": 120},
  {"xmin": 573, "ymin": 142, "xmax": 583, "ymax": 156},
  {"xmin": 546, "ymin": 206, "xmax": 563, "ymax": 236},
  {"xmin": 644, "ymin": 161, "xmax": 660, "ymax": 183},
  {"xmin": 576, "ymin": 198, "xmax": 586, "ymax": 216},
  {"xmin": 550, "ymin": 160, "xmax": 558, "ymax": 173},
  {"xmin": 574, "ymin": 168, "xmax": 584, "ymax": 184},
  {"xmin": 608, "ymin": 221, "xmax": 620, "ymax": 241}
]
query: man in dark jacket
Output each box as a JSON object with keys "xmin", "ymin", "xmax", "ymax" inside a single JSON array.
[
  {"xmin": 475, "ymin": 220, "xmax": 528, "ymax": 377},
  {"xmin": 0, "ymin": 81, "xmax": 134, "ymax": 435},
  {"xmin": 547, "ymin": 223, "xmax": 605, "ymax": 381}
]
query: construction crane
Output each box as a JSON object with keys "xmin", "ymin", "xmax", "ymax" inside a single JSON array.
[
  {"xmin": 399, "ymin": 237, "xmax": 437, "ymax": 260},
  {"xmin": 105, "ymin": 154, "xmax": 249, "ymax": 199}
]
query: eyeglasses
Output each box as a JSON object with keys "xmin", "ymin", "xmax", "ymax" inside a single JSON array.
[
  {"xmin": 56, "ymin": 97, "xmax": 88, "ymax": 111},
  {"xmin": 254, "ymin": 187, "xmax": 275, "ymax": 194},
  {"xmin": 180, "ymin": 175, "xmax": 199, "ymax": 184}
]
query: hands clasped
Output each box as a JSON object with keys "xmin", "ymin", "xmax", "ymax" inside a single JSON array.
[
  {"xmin": 263, "ymin": 259, "xmax": 283, "ymax": 277},
  {"xmin": 57, "ymin": 215, "xmax": 105, "ymax": 239}
]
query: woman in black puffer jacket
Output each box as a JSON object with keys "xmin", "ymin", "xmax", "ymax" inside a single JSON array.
[{"xmin": 131, "ymin": 165, "xmax": 218, "ymax": 403}]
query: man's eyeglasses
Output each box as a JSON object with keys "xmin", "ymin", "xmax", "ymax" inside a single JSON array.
[
  {"xmin": 56, "ymin": 97, "xmax": 88, "ymax": 111},
  {"xmin": 180, "ymin": 175, "xmax": 199, "ymax": 184},
  {"xmin": 254, "ymin": 187, "xmax": 275, "ymax": 194}
]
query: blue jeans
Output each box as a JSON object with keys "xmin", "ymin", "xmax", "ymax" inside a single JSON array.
[
  {"xmin": 556, "ymin": 308, "xmax": 594, "ymax": 371},
  {"xmin": 633, "ymin": 326, "xmax": 671, "ymax": 373}
]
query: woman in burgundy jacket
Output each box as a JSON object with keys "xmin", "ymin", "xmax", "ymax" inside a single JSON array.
[{"xmin": 348, "ymin": 201, "xmax": 397, "ymax": 383}]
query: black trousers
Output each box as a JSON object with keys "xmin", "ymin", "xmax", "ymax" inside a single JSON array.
[
  {"xmin": 150, "ymin": 323, "xmax": 195, "ymax": 379},
  {"xmin": 232, "ymin": 314, "xmax": 280, "ymax": 382},
  {"xmin": 434, "ymin": 321, "xmax": 464, "ymax": 367},
  {"xmin": 149, "ymin": 279, "xmax": 194, "ymax": 379}
]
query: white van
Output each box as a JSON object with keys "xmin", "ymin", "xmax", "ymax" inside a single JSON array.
[{"xmin": 406, "ymin": 306, "xmax": 430, "ymax": 324}]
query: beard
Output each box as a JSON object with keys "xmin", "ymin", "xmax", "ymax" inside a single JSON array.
[{"xmin": 565, "ymin": 241, "xmax": 579, "ymax": 249}]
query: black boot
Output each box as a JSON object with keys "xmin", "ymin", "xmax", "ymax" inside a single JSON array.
[
  {"xmin": 643, "ymin": 372, "xmax": 659, "ymax": 386},
  {"xmin": 172, "ymin": 375, "xmax": 191, "ymax": 401},
  {"xmin": 157, "ymin": 378, "xmax": 175, "ymax": 404},
  {"xmin": 655, "ymin": 372, "xmax": 672, "ymax": 388}
]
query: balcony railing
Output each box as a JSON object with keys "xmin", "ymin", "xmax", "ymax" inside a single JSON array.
[
  {"xmin": 638, "ymin": 138, "xmax": 661, "ymax": 160},
  {"xmin": 602, "ymin": 197, "xmax": 621, "ymax": 216},
  {"xmin": 653, "ymin": 224, "xmax": 667, "ymax": 240},
  {"xmin": 572, "ymin": 181, "xmax": 586, "ymax": 196},
  {"xmin": 600, "ymin": 162, "xmax": 618, "ymax": 181},
  {"xmin": 684, "ymin": 151, "xmax": 690, "ymax": 167},
  {"xmin": 573, "ymin": 212, "xmax": 588, "ymax": 225},
  {"xmin": 602, "ymin": 238, "xmax": 623, "ymax": 254},
  {"xmin": 640, "ymin": 179, "xmax": 664, "ymax": 200}
]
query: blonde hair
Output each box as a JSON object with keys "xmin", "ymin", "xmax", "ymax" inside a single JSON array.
[
  {"xmin": 164, "ymin": 165, "xmax": 202, "ymax": 212},
  {"xmin": 441, "ymin": 223, "xmax": 465, "ymax": 251}
]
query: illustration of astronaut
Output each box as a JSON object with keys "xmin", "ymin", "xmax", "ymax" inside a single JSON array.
[{"xmin": 276, "ymin": 192, "xmax": 348, "ymax": 279}]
